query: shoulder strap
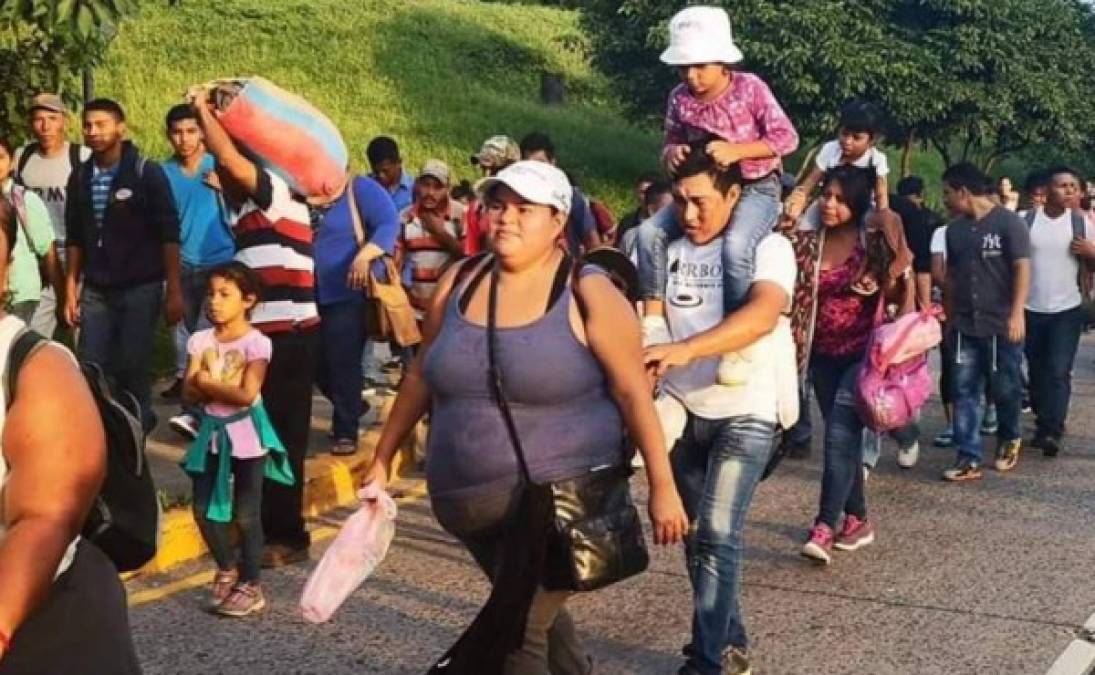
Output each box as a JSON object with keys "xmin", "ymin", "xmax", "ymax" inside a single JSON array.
[
  {"xmin": 486, "ymin": 264, "xmax": 532, "ymax": 483},
  {"xmin": 69, "ymin": 143, "xmax": 82, "ymax": 171},
  {"xmin": 346, "ymin": 178, "xmax": 365, "ymax": 246},
  {"xmin": 1070, "ymin": 209, "xmax": 1086, "ymax": 241},
  {"xmin": 15, "ymin": 142, "xmax": 38, "ymax": 183},
  {"xmin": 1023, "ymin": 208, "xmax": 1036, "ymax": 228},
  {"xmin": 7, "ymin": 187, "xmax": 35, "ymax": 255},
  {"xmin": 5, "ymin": 330, "xmax": 48, "ymax": 409}
]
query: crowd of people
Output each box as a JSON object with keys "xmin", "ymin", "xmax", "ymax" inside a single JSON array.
[{"xmin": 0, "ymin": 4, "xmax": 1093, "ymax": 675}]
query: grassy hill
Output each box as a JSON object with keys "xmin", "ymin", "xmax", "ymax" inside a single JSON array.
[{"xmin": 97, "ymin": 0, "xmax": 662, "ymax": 213}]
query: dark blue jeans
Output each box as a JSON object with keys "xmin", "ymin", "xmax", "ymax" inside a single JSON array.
[
  {"xmin": 786, "ymin": 382, "xmax": 813, "ymax": 446},
  {"xmin": 78, "ymin": 281, "xmax": 163, "ymax": 433},
  {"xmin": 1025, "ymin": 306, "xmax": 1085, "ymax": 439},
  {"xmin": 671, "ymin": 414, "xmax": 775, "ymax": 674},
  {"xmin": 191, "ymin": 456, "xmax": 265, "ymax": 582},
  {"xmin": 317, "ymin": 300, "xmax": 367, "ymax": 441},
  {"xmin": 951, "ymin": 333, "xmax": 1023, "ymax": 463},
  {"xmin": 809, "ymin": 352, "xmax": 866, "ymax": 529},
  {"xmin": 176, "ymin": 263, "xmax": 215, "ymax": 416}
]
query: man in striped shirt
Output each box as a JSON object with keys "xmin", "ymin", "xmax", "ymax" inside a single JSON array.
[
  {"xmin": 398, "ymin": 159, "xmax": 465, "ymax": 319},
  {"xmin": 190, "ymin": 89, "xmax": 319, "ymax": 567}
]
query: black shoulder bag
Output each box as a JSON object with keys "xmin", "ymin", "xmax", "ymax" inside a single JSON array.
[{"xmin": 486, "ymin": 258, "xmax": 649, "ymax": 593}]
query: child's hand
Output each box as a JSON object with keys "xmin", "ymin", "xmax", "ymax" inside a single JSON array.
[
  {"xmin": 705, "ymin": 140, "xmax": 741, "ymax": 169},
  {"xmin": 665, "ymin": 144, "xmax": 690, "ymax": 170},
  {"xmin": 783, "ymin": 189, "xmax": 807, "ymax": 221}
]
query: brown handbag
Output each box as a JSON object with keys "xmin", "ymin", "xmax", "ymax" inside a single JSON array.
[{"xmin": 346, "ymin": 182, "xmax": 422, "ymax": 347}]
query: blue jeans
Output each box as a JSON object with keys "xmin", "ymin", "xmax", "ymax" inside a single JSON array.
[
  {"xmin": 175, "ymin": 263, "xmax": 215, "ymax": 416},
  {"xmin": 671, "ymin": 414, "xmax": 775, "ymax": 674},
  {"xmin": 1025, "ymin": 306, "xmax": 1084, "ymax": 439},
  {"xmin": 951, "ymin": 333, "xmax": 1023, "ymax": 463},
  {"xmin": 316, "ymin": 300, "xmax": 367, "ymax": 440},
  {"xmin": 191, "ymin": 456, "xmax": 265, "ymax": 582},
  {"xmin": 862, "ymin": 417, "xmax": 920, "ymax": 468},
  {"xmin": 636, "ymin": 175, "xmax": 781, "ymax": 311},
  {"xmin": 786, "ymin": 382, "xmax": 813, "ymax": 446},
  {"xmin": 809, "ymin": 353, "xmax": 867, "ymax": 529},
  {"xmin": 79, "ymin": 281, "xmax": 163, "ymax": 433}
]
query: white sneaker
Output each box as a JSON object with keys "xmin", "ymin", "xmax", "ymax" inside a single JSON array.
[
  {"xmin": 169, "ymin": 413, "xmax": 199, "ymax": 440},
  {"xmin": 641, "ymin": 315, "xmax": 671, "ymax": 347},
  {"xmin": 897, "ymin": 441, "xmax": 920, "ymax": 468}
]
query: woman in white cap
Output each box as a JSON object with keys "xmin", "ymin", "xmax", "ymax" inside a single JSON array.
[
  {"xmin": 637, "ymin": 5, "xmax": 798, "ymax": 388},
  {"xmin": 362, "ymin": 160, "xmax": 688, "ymax": 674}
]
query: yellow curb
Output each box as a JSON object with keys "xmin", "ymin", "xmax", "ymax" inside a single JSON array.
[{"xmin": 135, "ymin": 415, "xmax": 424, "ymax": 576}]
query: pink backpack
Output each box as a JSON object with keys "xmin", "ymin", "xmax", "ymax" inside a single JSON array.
[{"xmin": 856, "ymin": 303, "xmax": 942, "ymax": 432}]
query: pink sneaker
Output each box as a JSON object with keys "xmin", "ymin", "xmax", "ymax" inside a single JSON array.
[
  {"xmin": 801, "ymin": 523, "xmax": 834, "ymax": 565},
  {"xmin": 834, "ymin": 515, "xmax": 875, "ymax": 552}
]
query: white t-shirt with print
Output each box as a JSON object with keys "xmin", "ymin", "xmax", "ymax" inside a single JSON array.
[
  {"xmin": 814, "ymin": 140, "xmax": 890, "ymax": 177},
  {"xmin": 662, "ymin": 233, "xmax": 799, "ymax": 426},
  {"xmin": 1027, "ymin": 207, "xmax": 1094, "ymax": 313}
]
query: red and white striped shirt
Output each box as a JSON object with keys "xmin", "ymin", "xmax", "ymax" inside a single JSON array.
[{"xmin": 231, "ymin": 171, "xmax": 319, "ymax": 334}]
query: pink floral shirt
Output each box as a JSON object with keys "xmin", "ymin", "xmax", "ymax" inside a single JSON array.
[
  {"xmin": 813, "ymin": 244, "xmax": 878, "ymax": 358},
  {"xmin": 664, "ymin": 72, "xmax": 799, "ymax": 180}
]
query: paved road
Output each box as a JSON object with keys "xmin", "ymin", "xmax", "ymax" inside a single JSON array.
[{"xmin": 127, "ymin": 340, "xmax": 1095, "ymax": 674}]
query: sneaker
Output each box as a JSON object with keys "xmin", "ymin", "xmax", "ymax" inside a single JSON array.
[
  {"xmin": 862, "ymin": 464, "xmax": 870, "ymax": 481},
  {"xmin": 897, "ymin": 441, "xmax": 920, "ymax": 469},
  {"xmin": 1021, "ymin": 396, "xmax": 1032, "ymax": 414},
  {"xmin": 994, "ymin": 439, "xmax": 1021, "ymax": 472},
  {"xmin": 169, "ymin": 413, "xmax": 199, "ymax": 441},
  {"xmin": 801, "ymin": 523, "xmax": 834, "ymax": 565},
  {"xmin": 933, "ymin": 427, "xmax": 955, "ymax": 448},
  {"xmin": 160, "ymin": 377, "xmax": 183, "ymax": 401},
  {"xmin": 834, "ymin": 515, "xmax": 875, "ymax": 551},
  {"xmin": 331, "ymin": 438, "xmax": 358, "ymax": 456},
  {"xmin": 215, "ymin": 582, "xmax": 266, "ymax": 618},
  {"xmin": 208, "ymin": 569, "xmax": 238, "ymax": 610},
  {"xmin": 981, "ymin": 405, "xmax": 998, "ymax": 435},
  {"xmin": 942, "ymin": 459, "xmax": 983, "ymax": 482},
  {"xmin": 721, "ymin": 647, "xmax": 751, "ymax": 675}
]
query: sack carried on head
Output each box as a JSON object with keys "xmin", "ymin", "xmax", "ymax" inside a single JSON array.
[{"xmin": 202, "ymin": 76, "xmax": 349, "ymax": 204}]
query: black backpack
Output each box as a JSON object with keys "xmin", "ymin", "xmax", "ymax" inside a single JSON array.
[{"xmin": 5, "ymin": 329, "xmax": 160, "ymax": 572}]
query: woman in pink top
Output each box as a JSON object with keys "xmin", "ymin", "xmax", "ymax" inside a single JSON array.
[
  {"xmin": 181, "ymin": 262, "xmax": 293, "ymax": 618},
  {"xmin": 637, "ymin": 6, "xmax": 799, "ymax": 382}
]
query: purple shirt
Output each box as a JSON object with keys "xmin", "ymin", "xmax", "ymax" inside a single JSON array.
[{"xmin": 664, "ymin": 72, "xmax": 799, "ymax": 180}]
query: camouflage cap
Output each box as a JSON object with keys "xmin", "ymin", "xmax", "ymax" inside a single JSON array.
[{"xmin": 470, "ymin": 135, "xmax": 520, "ymax": 169}]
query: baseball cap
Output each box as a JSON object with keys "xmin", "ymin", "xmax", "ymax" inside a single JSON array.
[
  {"xmin": 419, "ymin": 159, "xmax": 451, "ymax": 185},
  {"xmin": 474, "ymin": 160, "xmax": 572, "ymax": 213},
  {"xmin": 660, "ymin": 6, "xmax": 744, "ymax": 66},
  {"xmin": 29, "ymin": 93, "xmax": 67, "ymax": 115},
  {"xmin": 470, "ymin": 135, "xmax": 520, "ymax": 169}
]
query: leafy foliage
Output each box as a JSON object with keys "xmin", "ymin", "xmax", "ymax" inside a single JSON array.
[{"xmin": 0, "ymin": 0, "xmax": 133, "ymax": 140}]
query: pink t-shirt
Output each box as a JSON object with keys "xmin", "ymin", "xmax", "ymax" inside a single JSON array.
[
  {"xmin": 813, "ymin": 244, "xmax": 877, "ymax": 358},
  {"xmin": 664, "ymin": 72, "xmax": 799, "ymax": 180},
  {"xmin": 188, "ymin": 328, "xmax": 273, "ymax": 459}
]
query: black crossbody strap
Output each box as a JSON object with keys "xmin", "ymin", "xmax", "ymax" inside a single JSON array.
[{"xmin": 486, "ymin": 262, "xmax": 535, "ymax": 484}]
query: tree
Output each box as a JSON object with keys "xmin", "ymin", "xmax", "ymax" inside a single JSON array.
[
  {"xmin": 581, "ymin": 0, "xmax": 1095, "ymax": 173},
  {"xmin": 0, "ymin": 0, "xmax": 132, "ymax": 139}
]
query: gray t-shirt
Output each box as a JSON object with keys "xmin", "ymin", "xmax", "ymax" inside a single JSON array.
[
  {"xmin": 945, "ymin": 205, "xmax": 1031, "ymax": 337},
  {"xmin": 13, "ymin": 142, "xmax": 92, "ymax": 244}
]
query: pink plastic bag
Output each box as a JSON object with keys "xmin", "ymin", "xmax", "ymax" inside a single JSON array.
[
  {"xmin": 300, "ymin": 484, "xmax": 397, "ymax": 623},
  {"xmin": 856, "ymin": 304, "xmax": 941, "ymax": 433}
]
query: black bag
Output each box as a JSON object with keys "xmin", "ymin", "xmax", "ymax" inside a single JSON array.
[
  {"xmin": 485, "ymin": 259, "xmax": 649, "ymax": 593},
  {"xmin": 7, "ymin": 330, "xmax": 159, "ymax": 572}
]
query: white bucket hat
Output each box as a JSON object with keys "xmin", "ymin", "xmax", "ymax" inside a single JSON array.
[
  {"xmin": 660, "ymin": 6, "xmax": 744, "ymax": 66},
  {"xmin": 474, "ymin": 160, "xmax": 572, "ymax": 213}
]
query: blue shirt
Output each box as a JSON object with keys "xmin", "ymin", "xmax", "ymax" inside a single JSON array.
[
  {"xmin": 90, "ymin": 164, "xmax": 117, "ymax": 227},
  {"xmin": 163, "ymin": 154, "xmax": 234, "ymax": 267},
  {"xmin": 375, "ymin": 170, "xmax": 414, "ymax": 213},
  {"xmin": 314, "ymin": 176, "xmax": 400, "ymax": 306}
]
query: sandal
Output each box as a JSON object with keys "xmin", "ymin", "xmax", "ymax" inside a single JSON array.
[
  {"xmin": 216, "ymin": 582, "xmax": 266, "ymax": 618},
  {"xmin": 208, "ymin": 569, "xmax": 238, "ymax": 610}
]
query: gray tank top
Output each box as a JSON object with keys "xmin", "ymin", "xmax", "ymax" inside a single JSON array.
[{"xmin": 423, "ymin": 265, "xmax": 624, "ymax": 500}]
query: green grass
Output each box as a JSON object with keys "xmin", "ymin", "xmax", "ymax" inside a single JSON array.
[{"xmin": 96, "ymin": 0, "xmax": 661, "ymax": 214}]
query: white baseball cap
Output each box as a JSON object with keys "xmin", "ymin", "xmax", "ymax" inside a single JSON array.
[
  {"xmin": 474, "ymin": 160, "xmax": 572, "ymax": 213},
  {"xmin": 660, "ymin": 6, "xmax": 744, "ymax": 66}
]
